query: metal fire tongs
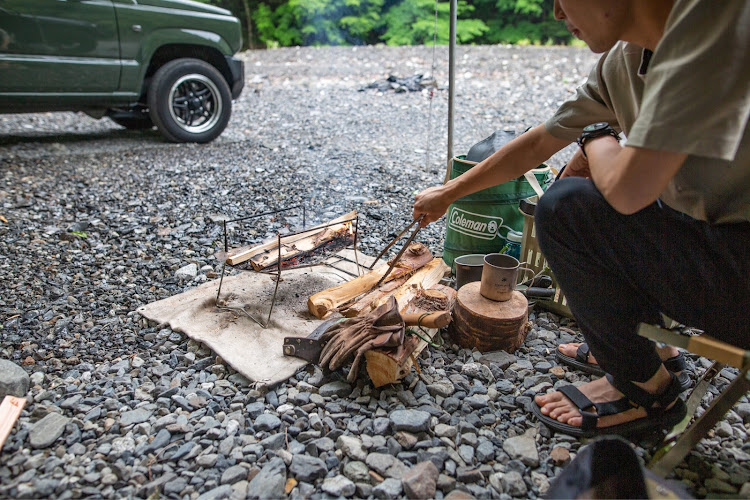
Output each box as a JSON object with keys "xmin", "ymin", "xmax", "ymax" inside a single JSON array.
[{"xmin": 370, "ymin": 214, "xmax": 425, "ymax": 288}]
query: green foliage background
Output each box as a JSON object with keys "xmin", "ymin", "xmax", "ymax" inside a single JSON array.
[{"xmin": 199, "ymin": 0, "xmax": 573, "ymax": 49}]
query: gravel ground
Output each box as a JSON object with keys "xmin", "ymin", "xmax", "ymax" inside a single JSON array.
[{"xmin": 1, "ymin": 45, "xmax": 749, "ymax": 499}]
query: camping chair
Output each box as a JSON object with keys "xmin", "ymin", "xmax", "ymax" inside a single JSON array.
[{"xmin": 638, "ymin": 323, "xmax": 750, "ymax": 477}]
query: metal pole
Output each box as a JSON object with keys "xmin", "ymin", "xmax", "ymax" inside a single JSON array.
[{"xmin": 445, "ymin": 0, "xmax": 457, "ymax": 184}]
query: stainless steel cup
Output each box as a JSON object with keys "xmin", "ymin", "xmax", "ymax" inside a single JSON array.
[
  {"xmin": 454, "ymin": 254, "xmax": 486, "ymax": 290},
  {"xmin": 480, "ymin": 253, "xmax": 533, "ymax": 301}
]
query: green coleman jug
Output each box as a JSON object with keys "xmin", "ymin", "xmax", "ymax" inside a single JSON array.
[{"xmin": 442, "ymin": 155, "xmax": 551, "ymax": 268}]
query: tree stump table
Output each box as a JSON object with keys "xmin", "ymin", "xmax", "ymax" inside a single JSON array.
[{"xmin": 452, "ymin": 283, "xmax": 530, "ymax": 353}]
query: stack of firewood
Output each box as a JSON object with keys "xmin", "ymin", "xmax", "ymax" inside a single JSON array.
[{"xmin": 307, "ymin": 242, "xmax": 454, "ymax": 387}]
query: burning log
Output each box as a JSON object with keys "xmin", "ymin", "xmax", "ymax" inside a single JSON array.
[
  {"xmin": 365, "ymin": 284, "xmax": 456, "ymax": 387},
  {"xmin": 307, "ymin": 242, "xmax": 433, "ymax": 319},
  {"xmin": 226, "ymin": 210, "xmax": 357, "ymax": 270}
]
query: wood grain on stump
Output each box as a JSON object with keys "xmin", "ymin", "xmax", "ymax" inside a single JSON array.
[{"xmin": 452, "ymin": 283, "xmax": 529, "ymax": 353}]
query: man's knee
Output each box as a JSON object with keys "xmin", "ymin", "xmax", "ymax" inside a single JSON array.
[{"xmin": 536, "ymin": 178, "xmax": 603, "ymax": 244}]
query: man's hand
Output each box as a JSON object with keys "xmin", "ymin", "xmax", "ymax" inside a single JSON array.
[
  {"xmin": 558, "ymin": 147, "xmax": 591, "ymax": 179},
  {"xmin": 413, "ymin": 184, "xmax": 452, "ymax": 227},
  {"xmin": 412, "ymin": 124, "xmax": 571, "ymax": 226}
]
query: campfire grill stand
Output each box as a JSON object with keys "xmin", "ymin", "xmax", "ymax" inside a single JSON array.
[{"xmin": 215, "ymin": 206, "xmax": 362, "ymax": 328}]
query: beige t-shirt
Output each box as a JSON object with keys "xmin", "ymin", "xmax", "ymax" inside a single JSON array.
[{"xmin": 546, "ymin": 0, "xmax": 750, "ymax": 224}]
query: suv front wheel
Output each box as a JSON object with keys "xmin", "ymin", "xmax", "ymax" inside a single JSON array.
[{"xmin": 148, "ymin": 58, "xmax": 232, "ymax": 143}]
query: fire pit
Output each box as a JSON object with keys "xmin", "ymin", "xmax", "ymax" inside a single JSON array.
[{"xmin": 214, "ymin": 206, "xmax": 362, "ymax": 327}]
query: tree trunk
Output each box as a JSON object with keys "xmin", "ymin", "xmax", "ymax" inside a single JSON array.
[{"xmin": 242, "ymin": 0, "xmax": 254, "ymax": 50}]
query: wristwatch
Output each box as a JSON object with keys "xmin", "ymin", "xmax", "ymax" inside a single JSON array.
[{"xmin": 576, "ymin": 122, "xmax": 620, "ymax": 157}]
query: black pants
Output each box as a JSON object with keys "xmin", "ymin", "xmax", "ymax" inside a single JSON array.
[{"xmin": 535, "ymin": 178, "xmax": 750, "ymax": 383}]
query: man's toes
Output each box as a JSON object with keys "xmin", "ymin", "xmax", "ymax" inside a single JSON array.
[
  {"xmin": 558, "ymin": 342, "xmax": 582, "ymax": 357},
  {"xmin": 535, "ymin": 392, "xmax": 557, "ymax": 406},
  {"xmin": 539, "ymin": 397, "xmax": 571, "ymax": 417},
  {"xmin": 548, "ymin": 404, "xmax": 576, "ymax": 421}
]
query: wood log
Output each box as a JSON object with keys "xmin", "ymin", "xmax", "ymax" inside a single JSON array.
[
  {"xmin": 339, "ymin": 277, "xmax": 407, "ymax": 317},
  {"xmin": 0, "ymin": 396, "xmax": 26, "ymax": 451},
  {"xmin": 308, "ymin": 243, "xmax": 433, "ymax": 319},
  {"xmin": 371, "ymin": 257, "xmax": 450, "ymax": 311},
  {"xmin": 365, "ymin": 284, "xmax": 456, "ymax": 387},
  {"xmin": 452, "ymin": 283, "xmax": 530, "ymax": 353},
  {"xmin": 226, "ymin": 210, "xmax": 357, "ymax": 269}
]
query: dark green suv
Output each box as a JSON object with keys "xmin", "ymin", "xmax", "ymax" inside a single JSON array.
[{"xmin": 0, "ymin": 0, "xmax": 245, "ymax": 143}]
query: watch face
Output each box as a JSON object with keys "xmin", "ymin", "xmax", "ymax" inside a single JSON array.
[{"xmin": 583, "ymin": 122, "xmax": 609, "ymax": 133}]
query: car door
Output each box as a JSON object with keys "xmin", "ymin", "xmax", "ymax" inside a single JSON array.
[{"xmin": 0, "ymin": 0, "xmax": 119, "ymax": 95}]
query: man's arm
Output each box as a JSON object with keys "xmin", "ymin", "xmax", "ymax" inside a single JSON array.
[
  {"xmin": 414, "ymin": 124, "xmax": 570, "ymax": 225},
  {"xmin": 585, "ymin": 136, "xmax": 688, "ymax": 214}
]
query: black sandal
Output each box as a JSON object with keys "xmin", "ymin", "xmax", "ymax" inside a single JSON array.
[
  {"xmin": 532, "ymin": 372, "xmax": 687, "ymax": 438},
  {"xmin": 555, "ymin": 343, "xmax": 692, "ymax": 390},
  {"xmin": 555, "ymin": 343, "xmax": 605, "ymax": 376}
]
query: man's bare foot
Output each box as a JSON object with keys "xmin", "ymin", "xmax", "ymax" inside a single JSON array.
[
  {"xmin": 557, "ymin": 342, "xmax": 680, "ymax": 368},
  {"xmin": 535, "ymin": 377, "xmax": 645, "ymax": 428},
  {"xmin": 534, "ymin": 367, "xmax": 676, "ymax": 429}
]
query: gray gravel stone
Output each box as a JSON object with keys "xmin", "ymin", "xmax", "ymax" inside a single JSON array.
[
  {"xmin": 197, "ymin": 454, "xmax": 219, "ymax": 468},
  {"xmin": 435, "ymin": 423, "xmax": 457, "ymax": 438},
  {"xmin": 248, "ymin": 457, "xmax": 286, "ymax": 500},
  {"xmin": 0, "ymin": 360, "xmax": 30, "ymax": 400},
  {"xmin": 175, "ymin": 263, "xmax": 198, "ymax": 279},
  {"xmin": 476, "ymin": 440, "xmax": 495, "ymax": 462},
  {"xmin": 343, "ymin": 461, "xmax": 371, "ymax": 483},
  {"xmin": 120, "ymin": 408, "xmax": 152, "ymax": 427},
  {"xmin": 480, "ymin": 351, "xmax": 517, "ymax": 369},
  {"xmin": 164, "ymin": 477, "xmax": 188, "ymax": 496},
  {"xmin": 390, "ymin": 409, "xmax": 430, "ymax": 433},
  {"xmin": 503, "ymin": 434, "xmax": 539, "ymax": 467},
  {"xmin": 366, "ymin": 453, "xmax": 408, "ymax": 478},
  {"xmin": 254, "ymin": 413, "xmax": 282, "ymax": 432},
  {"xmin": 29, "ymin": 413, "xmax": 69, "ymax": 449},
  {"xmin": 337, "ymin": 434, "xmax": 368, "ymax": 461},
  {"xmin": 196, "ymin": 484, "xmax": 233, "ymax": 500},
  {"xmin": 290, "ymin": 455, "xmax": 327, "ymax": 482},
  {"xmin": 321, "ymin": 475, "xmax": 356, "ymax": 497},
  {"xmin": 373, "ymin": 478, "xmax": 403, "ymax": 499},
  {"xmin": 426, "ymin": 381, "xmax": 455, "ymax": 398},
  {"xmin": 221, "ymin": 465, "xmax": 248, "ymax": 484},
  {"xmin": 319, "ymin": 381, "xmax": 352, "ymax": 398}
]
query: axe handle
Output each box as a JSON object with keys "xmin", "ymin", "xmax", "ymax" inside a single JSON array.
[{"xmin": 402, "ymin": 311, "xmax": 452, "ymax": 329}]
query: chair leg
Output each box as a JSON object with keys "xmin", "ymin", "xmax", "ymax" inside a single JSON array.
[{"xmin": 650, "ymin": 367, "xmax": 750, "ymax": 477}]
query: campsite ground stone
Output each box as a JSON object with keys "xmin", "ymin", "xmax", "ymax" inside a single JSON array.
[
  {"xmin": 402, "ymin": 460, "xmax": 439, "ymax": 499},
  {"xmin": 29, "ymin": 413, "xmax": 69, "ymax": 449},
  {"xmin": 0, "ymin": 359, "xmax": 30, "ymax": 399},
  {"xmin": 220, "ymin": 465, "xmax": 248, "ymax": 484},
  {"xmin": 343, "ymin": 461, "xmax": 370, "ymax": 483},
  {"xmin": 254, "ymin": 413, "xmax": 281, "ymax": 432},
  {"xmin": 389, "ymin": 409, "xmax": 430, "ymax": 432},
  {"xmin": 120, "ymin": 408, "xmax": 152, "ymax": 427},
  {"xmin": 0, "ymin": 44, "xmax": 734, "ymax": 500},
  {"xmin": 247, "ymin": 457, "xmax": 285, "ymax": 499},
  {"xmin": 321, "ymin": 475, "xmax": 356, "ymax": 497},
  {"xmin": 337, "ymin": 435, "xmax": 368, "ymax": 461},
  {"xmin": 503, "ymin": 434, "xmax": 540, "ymax": 467},
  {"xmin": 372, "ymin": 477, "xmax": 403, "ymax": 499},
  {"xmin": 318, "ymin": 381, "xmax": 352, "ymax": 398},
  {"xmin": 289, "ymin": 455, "xmax": 327, "ymax": 482}
]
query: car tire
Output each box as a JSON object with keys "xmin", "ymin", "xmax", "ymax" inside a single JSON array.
[{"xmin": 148, "ymin": 58, "xmax": 232, "ymax": 143}]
